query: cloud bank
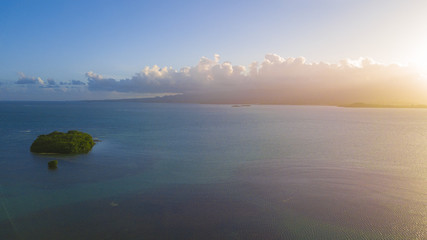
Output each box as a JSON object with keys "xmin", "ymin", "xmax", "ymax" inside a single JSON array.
[
  {"xmin": 14, "ymin": 73, "xmax": 87, "ymax": 89},
  {"xmin": 85, "ymin": 54, "xmax": 427, "ymax": 105},
  {"xmin": 0, "ymin": 73, "xmax": 89, "ymax": 101},
  {"xmin": 0, "ymin": 72, "xmax": 168, "ymax": 101},
  {"xmin": 16, "ymin": 73, "xmax": 45, "ymax": 85},
  {"xmin": 2, "ymin": 54, "xmax": 426, "ymax": 103}
]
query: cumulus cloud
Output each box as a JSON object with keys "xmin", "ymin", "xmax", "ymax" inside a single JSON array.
[
  {"xmin": 86, "ymin": 55, "xmax": 249, "ymax": 95},
  {"xmin": 15, "ymin": 73, "xmax": 44, "ymax": 85},
  {"xmin": 47, "ymin": 79, "xmax": 56, "ymax": 85},
  {"xmin": 6, "ymin": 55, "xmax": 426, "ymax": 104},
  {"xmin": 86, "ymin": 54, "xmax": 427, "ymax": 104},
  {"xmin": 6, "ymin": 72, "xmax": 92, "ymax": 98},
  {"xmin": 71, "ymin": 80, "xmax": 86, "ymax": 85},
  {"xmin": 59, "ymin": 80, "xmax": 86, "ymax": 86},
  {"xmin": 13, "ymin": 73, "xmax": 89, "ymax": 88}
]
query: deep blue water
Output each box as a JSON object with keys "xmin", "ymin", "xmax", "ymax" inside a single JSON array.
[{"xmin": 0, "ymin": 102, "xmax": 426, "ymax": 239}]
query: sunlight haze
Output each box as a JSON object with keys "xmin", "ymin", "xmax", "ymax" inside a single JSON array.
[{"xmin": 1, "ymin": 0, "xmax": 427, "ymax": 104}]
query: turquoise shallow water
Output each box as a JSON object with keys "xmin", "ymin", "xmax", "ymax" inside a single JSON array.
[{"xmin": 0, "ymin": 102, "xmax": 426, "ymax": 239}]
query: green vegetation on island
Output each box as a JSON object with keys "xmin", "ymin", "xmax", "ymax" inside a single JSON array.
[
  {"xmin": 48, "ymin": 160, "xmax": 58, "ymax": 169},
  {"xmin": 30, "ymin": 130, "xmax": 95, "ymax": 154}
]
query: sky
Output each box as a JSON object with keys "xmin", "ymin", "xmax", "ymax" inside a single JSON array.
[{"xmin": 1, "ymin": 0, "xmax": 427, "ymax": 103}]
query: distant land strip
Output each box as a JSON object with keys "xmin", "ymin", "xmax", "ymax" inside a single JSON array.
[
  {"xmin": 81, "ymin": 96, "xmax": 427, "ymax": 109},
  {"xmin": 339, "ymin": 103, "xmax": 427, "ymax": 108}
]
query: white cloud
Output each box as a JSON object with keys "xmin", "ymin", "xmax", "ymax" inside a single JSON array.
[
  {"xmin": 86, "ymin": 56, "xmax": 249, "ymax": 94},
  {"xmin": 0, "ymin": 73, "xmax": 93, "ymax": 100},
  {"xmin": 86, "ymin": 54, "xmax": 427, "ymax": 104},
  {"xmin": 15, "ymin": 73, "xmax": 44, "ymax": 85},
  {"xmin": 3, "ymin": 54, "xmax": 426, "ymax": 104}
]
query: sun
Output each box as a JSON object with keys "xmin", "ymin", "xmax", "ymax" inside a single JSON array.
[
  {"xmin": 415, "ymin": 54, "xmax": 427, "ymax": 67},
  {"xmin": 416, "ymin": 61, "xmax": 427, "ymax": 76},
  {"xmin": 406, "ymin": 31, "xmax": 427, "ymax": 72},
  {"xmin": 411, "ymin": 47, "xmax": 427, "ymax": 75}
]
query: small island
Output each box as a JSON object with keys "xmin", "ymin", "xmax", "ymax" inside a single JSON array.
[
  {"xmin": 232, "ymin": 104, "xmax": 251, "ymax": 107},
  {"xmin": 30, "ymin": 130, "xmax": 95, "ymax": 154},
  {"xmin": 48, "ymin": 160, "xmax": 58, "ymax": 169}
]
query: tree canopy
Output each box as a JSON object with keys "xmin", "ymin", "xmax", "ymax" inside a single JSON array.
[{"xmin": 30, "ymin": 130, "xmax": 95, "ymax": 154}]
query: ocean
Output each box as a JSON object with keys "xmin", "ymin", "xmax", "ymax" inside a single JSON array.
[{"xmin": 0, "ymin": 101, "xmax": 425, "ymax": 239}]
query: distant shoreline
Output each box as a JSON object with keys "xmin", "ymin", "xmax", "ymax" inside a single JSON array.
[
  {"xmin": 2, "ymin": 98, "xmax": 427, "ymax": 109},
  {"xmin": 338, "ymin": 103, "xmax": 427, "ymax": 109},
  {"xmin": 86, "ymin": 98, "xmax": 427, "ymax": 109}
]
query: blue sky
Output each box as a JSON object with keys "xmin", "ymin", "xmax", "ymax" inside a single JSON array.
[{"xmin": 1, "ymin": 0, "xmax": 427, "ymax": 101}]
